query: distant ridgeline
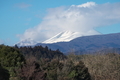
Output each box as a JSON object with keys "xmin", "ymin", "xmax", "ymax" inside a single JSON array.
[{"xmin": 36, "ymin": 33, "xmax": 120, "ymax": 54}]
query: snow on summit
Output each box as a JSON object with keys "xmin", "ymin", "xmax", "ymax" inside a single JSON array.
[
  {"xmin": 16, "ymin": 38, "xmax": 38, "ymax": 46},
  {"xmin": 16, "ymin": 31, "xmax": 81, "ymax": 46},
  {"xmin": 16, "ymin": 30, "xmax": 100, "ymax": 46},
  {"xmin": 42, "ymin": 31, "xmax": 81, "ymax": 44}
]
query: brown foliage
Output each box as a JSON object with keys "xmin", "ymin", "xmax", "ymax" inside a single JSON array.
[
  {"xmin": 17, "ymin": 56, "xmax": 47, "ymax": 80},
  {"xmin": 82, "ymin": 53, "xmax": 120, "ymax": 80}
]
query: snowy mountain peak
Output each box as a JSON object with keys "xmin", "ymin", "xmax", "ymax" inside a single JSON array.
[
  {"xmin": 16, "ymin": 38, "xmax": 38, "ymax": 46},
  {"xmin": 16, "ymin": 31, "xmax": 82, "ymax": 46},
  {"xmin": 42, "ymin": 30, "xmax": 81, "ymax": 44}
]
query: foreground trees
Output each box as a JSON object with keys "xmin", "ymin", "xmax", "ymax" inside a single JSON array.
[
  {"xmin": 0, "ymin": 45, "xmax": 25, "ymax": 80},
  {"xmin": 0, "ymin": 45, "xmax": 25, "ymax": 67},
  {"xmin": 17, "ymin": 56, "xmax": 47, "ymax": 80},
  {"xmin": 1, "ymin": 44, "xmax": 120, "ymax": 80},
  {"xmin": 17, "ymin": 56, "xmax": 91, "ymax": 80},
  {"xmin": 0, "ymin": 65, "xmax": 10, "ymax": 80},
  {"xmin": 0, "ymin": 45, "xmax": 91, "ymax": 80},
  {"xmin": 82, "ymin": 53, "xmax": 120, "ymax": 80}
]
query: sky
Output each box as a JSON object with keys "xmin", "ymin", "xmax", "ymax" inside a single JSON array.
[{"xmin": 0, "ymin": 0, "xmax": 120, "ymax": 46}]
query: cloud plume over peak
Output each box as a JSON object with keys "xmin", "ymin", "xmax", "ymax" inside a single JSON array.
[{"xmin": 18, "ymin": 2, "xmax": 120, "ymax": 42}]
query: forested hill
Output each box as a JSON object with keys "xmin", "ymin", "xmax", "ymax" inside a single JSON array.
[
  {"xmin": 0, "ymin": 45, "xmax": 91, "ymax": 80},
  {"xmin": 15, "ymin": 45, "xmax": 66, "ymax": 59},
  {"xmin": 1, "ymin": 45, "xmax": 120, "ymax": 80}
]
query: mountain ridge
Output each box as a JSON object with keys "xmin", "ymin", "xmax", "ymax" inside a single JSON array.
[
  {"xmin": 16, "ymin": 31, "xmax": 82, "ymax": 46},
  {"xmin": 36, "ymin": 32, "xmax": 120, "ymax": 54},
  {"xmin": 16, "ymin": 32, "xmax": 120, "ymax": 54}
]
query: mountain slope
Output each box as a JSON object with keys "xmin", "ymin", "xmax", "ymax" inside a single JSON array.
[
  {"xmin": 42, "ymin": 31, "xmax": 81, "ymax": 44},
  {"xmin": 36, "ymin": 33, "xmax": 120, "ymax": 54},
  {"xmin": 16, "ymin": 31, "xmax": 81, "ymax": 46}
]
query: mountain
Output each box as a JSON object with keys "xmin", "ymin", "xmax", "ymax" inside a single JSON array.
[
  {"xmin": 36, "ymin": 33, "xmax": 120, "ymax": 54},
  {"xmin": 42, "ymin": 31, "xmax": 81, "ymax": 44},
  {"xmin": 16, "ymin": 31, "xmax": 82, "ymax": 46},
  {"xmin": 16, "ymin": 32, "xmax": 120, "ymax": 54},
  {"xmin": 16, "ymin": 38, "xmax": 38, "ymax": 46}
]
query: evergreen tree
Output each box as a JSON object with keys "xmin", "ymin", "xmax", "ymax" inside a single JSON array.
[
  {"xmin": 0, "ymin": 45, "xmax": 25, "ymax": 80},
  {"xmin": 0, "ymin": 65, "xmax": 10, "ymax": 80}
]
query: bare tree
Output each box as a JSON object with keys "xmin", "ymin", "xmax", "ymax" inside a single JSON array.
[{"xmin": 17, "ymin": 56, "xmax": 47, "ymax": 80}]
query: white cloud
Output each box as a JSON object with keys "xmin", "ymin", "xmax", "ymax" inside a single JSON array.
[
  {"xmin": 74, "ymin": 2, "xmax": 96, "ymax": 8},
  {"xmin": 18, "ymin": 2, "xmax": 120, "ymax": 42}
]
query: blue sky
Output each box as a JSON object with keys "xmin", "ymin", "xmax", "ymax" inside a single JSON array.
[{"xmin": 0, "ymin": 0, "xmax": 120, "ymax": 46}]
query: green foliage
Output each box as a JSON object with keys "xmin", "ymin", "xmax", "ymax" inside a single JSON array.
[
  {"xmin": 73, "ymin": 61, "xmax": 91, "ymax": 80},
  {"xmin": 1, "ymin": 44, "xmax": 119, "ymax": 80},
  {"xmin": 0, "ymin": 45, "xmax": 25, "ymax": 67},
  {"xmin": 0, "ymin": 44, "xmax": 92, "ymax": 80},
  {"xmin": 0, "ymin": 65, "xmax": 10, "ymax": 80},
  {"xmin": 39, "ymin": 58, "xmax": 91, "ymax": 80},
  {"xmin": 16, "ymin": 46, "xmax": 67, "ymax": 60},
  {"xmin": 68, "ymin": 70, "xmax": 76, "ymax": 78},
  {"xmin": 0, "ymin": 45, "xmax": 25, "ymax": 80}
]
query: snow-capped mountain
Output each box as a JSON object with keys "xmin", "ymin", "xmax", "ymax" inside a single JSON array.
[
  {"xmin": 16, "ymin": 31, "xmax": 81, "ymax": 46},
  {"xmin": 36, "ymin": 33, "xmax": 120, "ymax": 54},
  {"xmin": 42, "ymin": 31, "xmax": 82, "ymax": 44},
  {"xmin": 16, "ymin": 38, "xmax": 38, "ymax": 46}
]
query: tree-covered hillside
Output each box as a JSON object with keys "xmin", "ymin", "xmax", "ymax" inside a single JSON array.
[
  {"xmin": 1, "ymin": 44, "xmax": 120, "ymax": 80},
  {"xmin": 0, "ymin": 45, "xmax": 91, "ymax": 80},
  {"xmin": 0, "ymin": 45, "xmax": 25, "ymax": 80},
  {"xmin": 15, "ymin": 45, "xmax": 67, "ymax": 59}
]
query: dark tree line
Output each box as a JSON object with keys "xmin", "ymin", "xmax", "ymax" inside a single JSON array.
[{"xmin": 15, "ymin": 45, "xmax": 67, "ymax": 60}]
